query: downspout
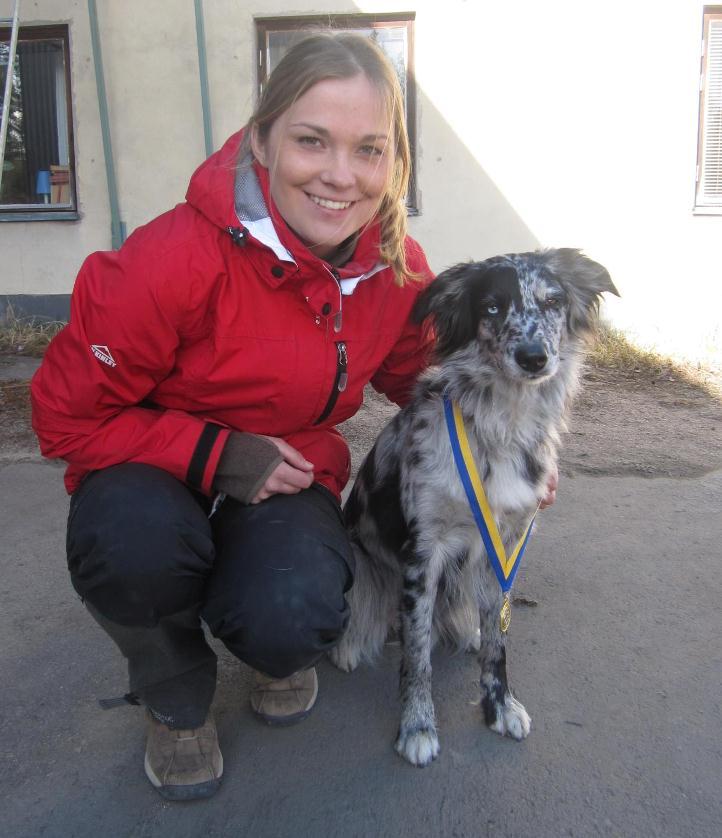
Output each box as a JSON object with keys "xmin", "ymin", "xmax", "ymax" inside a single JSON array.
[
  {"xmin": 87, "ymin": 0, "xmax": 125, "ymax": 249},
  {"xmin": 194, "ymin": 0, "xmax": 213, "ymax": 158}
]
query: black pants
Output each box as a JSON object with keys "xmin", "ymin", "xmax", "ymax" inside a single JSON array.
[{"xmin": 67, "ymin": 464, "xmax": 354, "ymax": 728}]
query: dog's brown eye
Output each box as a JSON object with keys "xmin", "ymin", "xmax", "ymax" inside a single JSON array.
[{"xmin": 544, "ymin": 297, "xmax": 562, "ymax": 309}]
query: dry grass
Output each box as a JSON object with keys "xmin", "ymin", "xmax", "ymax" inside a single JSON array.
[
  {"xmin": 0, "ymin": 305, "xmax": 65, "ymax": 356},
  {"xmin": 588, "ymin": 325, "xmax": 671, "ymax": 376},
  {"xmin": 589, "ymin": 324, "xmax": 722, "ymax": 398}
]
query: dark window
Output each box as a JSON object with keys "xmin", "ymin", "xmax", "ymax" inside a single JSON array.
[
  {"xmin": 255, "ymin": 14, "xmax": 418, "ymax": 214},
  {"xmin": 0, "ymin": 24, "xmax": 77, "ymax": 219}
]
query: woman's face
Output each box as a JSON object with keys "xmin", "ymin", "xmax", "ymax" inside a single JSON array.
[{"xmin": 251, "ymin": 74, "xmax": 393, "ymax": 260}]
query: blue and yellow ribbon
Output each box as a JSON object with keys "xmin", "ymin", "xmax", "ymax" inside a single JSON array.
[{"xmin": 443, "ymin": 396, "xmax": 536, "ymax": 596}]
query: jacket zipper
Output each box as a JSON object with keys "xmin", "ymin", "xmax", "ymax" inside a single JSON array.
[
  {"xmin": 328, "ymin": 267, "xmax": 343, "ymax": 332},
  {"xmin": 227, "ymin": 225, "xmax": 247, "ymax": 246},
  {"xmin": 314, "ymin": 341, "xmax": 348, "ymax": 425}
]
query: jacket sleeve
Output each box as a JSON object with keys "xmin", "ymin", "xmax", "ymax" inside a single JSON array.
[
  {"xmin": 30, "ymin": 239, "xmax": 230, "ymax": 495},
  {"xmin": 370, "ymin": 239, "xmax": 435, "ymax": 407}
]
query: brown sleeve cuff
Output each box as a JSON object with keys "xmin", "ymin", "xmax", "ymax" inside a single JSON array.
[{"xmin": 212, "ymin": 432, "xmax": 284, "ymax": 504}]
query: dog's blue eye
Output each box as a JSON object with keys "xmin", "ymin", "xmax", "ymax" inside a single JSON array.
[{"xmin": 486, "ymin": 304, "xmax": 499, "ymax": 316}]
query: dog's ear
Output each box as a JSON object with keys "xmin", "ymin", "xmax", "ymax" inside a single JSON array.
[
  {"xmin": 542, "ymin": 248, "xmax": 619, "ymax": 337},
  {"xmin": 412, "ymin": 262, "xmax": 484, "ymax": 358}
]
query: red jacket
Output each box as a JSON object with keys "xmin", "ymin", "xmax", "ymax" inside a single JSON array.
[{"xmin": 31, "ymin": 131, "xmax": 434, "ymax": 499}]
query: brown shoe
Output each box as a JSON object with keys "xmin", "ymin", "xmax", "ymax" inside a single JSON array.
[
  {"xmin": 144, "ymin": 711, "xmax": 223, "ymax": 800},
  {"xmin": 250, "ymin": 667, "xmax": 318, "ymax": 726}
]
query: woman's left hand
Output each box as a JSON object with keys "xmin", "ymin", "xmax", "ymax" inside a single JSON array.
[{"xmin": 540, "ymin": 464, "xmax": 559, "ymax": 509}]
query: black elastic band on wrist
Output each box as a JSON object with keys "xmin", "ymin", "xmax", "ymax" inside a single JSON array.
[{"xmin": 186, "ymin": 423, "xmax": 225, "ymax": 490}]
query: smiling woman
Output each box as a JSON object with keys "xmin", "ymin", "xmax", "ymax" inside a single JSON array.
[
  {"xmin": 242, "ymin": 31, "xmax": 414, "ymax": 283},
  {"xmin": 250, "ymin": 75, "xmax": 393, "ymax": 260},
  {"xmin": 30, "ymin": 31, "xmax": 436, "ymax": 801},
  {"xmin": 256, "ymin": 13, "xmax": 417, "ymax": 212}
]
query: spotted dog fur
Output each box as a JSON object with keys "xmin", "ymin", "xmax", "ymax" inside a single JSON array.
[{"xmin": 330, "ymin": 248, "xmax": 618, "ymax": 767}]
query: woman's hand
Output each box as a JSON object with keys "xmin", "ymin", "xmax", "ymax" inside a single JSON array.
[
  {"xmin": 540, "ymin": 464, "xmax": 559, "ymax": 510},
  {"xmin": 251, "ymin": 436, "xmax": 315, "ymax": 504}
]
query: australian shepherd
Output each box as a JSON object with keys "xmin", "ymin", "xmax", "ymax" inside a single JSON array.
[{"xmin": 330, "ymin": 248, "xmax": 618, "ymax": 766}]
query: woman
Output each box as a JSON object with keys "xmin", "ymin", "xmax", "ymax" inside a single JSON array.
[{"xmin": 31, "ymin": 33, "xmax": 436, "ymax": 800}]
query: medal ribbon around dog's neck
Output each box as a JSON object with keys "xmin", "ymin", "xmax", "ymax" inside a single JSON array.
[{"xmin": 443, "ymin": 396, "xmax": 539, "ymax": 633}]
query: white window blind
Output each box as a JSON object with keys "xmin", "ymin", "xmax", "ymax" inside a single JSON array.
[{"xmin": 697, "ymin": 14, "xmax": 722, "ymax": 207}]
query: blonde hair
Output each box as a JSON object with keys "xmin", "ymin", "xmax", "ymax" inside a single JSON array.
[{"xmin": 241, "ymin": 32, "xmax": 414, "ymax": 284}]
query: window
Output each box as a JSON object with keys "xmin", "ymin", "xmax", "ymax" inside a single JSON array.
[
  {"xmin": 0, "ymin": 24, "xmax": 76, "ymax": 219},
  {"xmin": 696, "ymin": 8, "xmax": 722, "ymax": 211},
  {"xmin": 255, "ymin": 14, "xmax": 418, "ymax": 213}
]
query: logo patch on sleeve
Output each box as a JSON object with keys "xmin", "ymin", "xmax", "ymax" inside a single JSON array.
[{"xmin": 90, "ymin": 344, "xmax": 117, "ymax": 367}]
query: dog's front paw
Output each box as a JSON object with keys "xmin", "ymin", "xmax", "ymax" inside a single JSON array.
[
  {"xmin": 487, "ymin": 695, "xmax": 532, "ymax": 740},
  {"xmin": 327, "ymin": 645, "xmax": 359, "ymax": 673},
  {"xmin": 395, "ymin": 725, "xmax": 440, "ymax": 767},
  {"xmin": 327, "ymin": 643, "xmax": 360, "ymax": 673}
]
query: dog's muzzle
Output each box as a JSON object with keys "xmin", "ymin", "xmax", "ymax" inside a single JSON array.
[{"xmin": 514, "ymin": 342, "xmax": 548, "ymax": 374}]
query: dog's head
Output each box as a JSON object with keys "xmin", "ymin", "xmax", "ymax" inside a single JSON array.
[{"xmin": 413, "ymin": 248, "xmax": 618, "ymax": 383}]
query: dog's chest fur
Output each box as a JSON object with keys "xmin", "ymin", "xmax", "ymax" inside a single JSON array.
[{"xmin": 399, "ymin": 362, "xmax": 573, "ymax": 518}]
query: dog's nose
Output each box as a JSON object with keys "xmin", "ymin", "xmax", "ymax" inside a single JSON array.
[{"xmin": 514, "ymin": 343, "xmax": 548, "ymax": 373}]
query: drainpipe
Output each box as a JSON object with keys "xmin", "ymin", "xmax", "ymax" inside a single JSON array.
[
  {"xmin": 194, "ymin": 0, "xmax": 213, "ymax": 158},
  {"xmin": 87, "ymin": 0, "xmax": 125, "ymax": 249}
]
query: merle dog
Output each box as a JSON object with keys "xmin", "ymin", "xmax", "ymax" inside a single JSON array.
[{"xmin": 330, "ymin": 248, "xmax": 618, "ymax": 766}]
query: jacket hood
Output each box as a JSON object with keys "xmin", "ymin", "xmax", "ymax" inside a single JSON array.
[
  {"xmin": 185, "ymin": 130, "xmax": 243, "ymax": 232},
  {"xmin": 185, "ymin": 130, "xmax": 387, "ymax": 289}
]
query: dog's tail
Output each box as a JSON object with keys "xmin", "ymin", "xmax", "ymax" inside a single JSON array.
[{"xmin": 329, "ymin": 541, "xmax": 400, "ymax": 673}]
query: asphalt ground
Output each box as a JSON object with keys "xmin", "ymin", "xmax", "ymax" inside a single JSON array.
[{"xmin": 1, "ymin": 360, "xmax": 721, "ymax": 837}]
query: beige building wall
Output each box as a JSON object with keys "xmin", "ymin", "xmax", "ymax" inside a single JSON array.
[{"xmin": 1, "ymin": 0, "xmax": 720, "ymax": 363}]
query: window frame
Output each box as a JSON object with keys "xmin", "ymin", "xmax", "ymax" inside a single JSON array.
[
  {"xmin": 255, "ymin": 13, "xmax": 419, "ymax": 214},
  {"xmin": 695, "ymin": 8, "xmax": 722, "ymax": 213},
  {"xmin": 0, "ymin": 23, "xmax": 78, "ymax": 221}
]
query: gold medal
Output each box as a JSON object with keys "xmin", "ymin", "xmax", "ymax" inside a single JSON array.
[{"xmin": 499, "ymin": 594, "xmax": 511, "ymax": 634}]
